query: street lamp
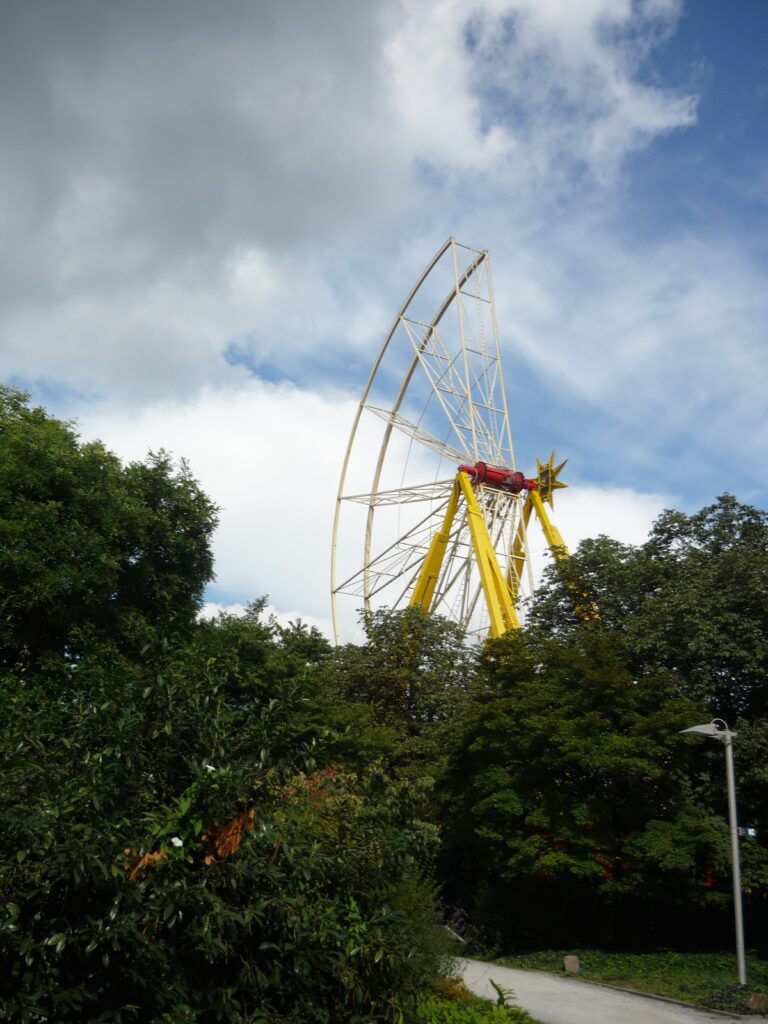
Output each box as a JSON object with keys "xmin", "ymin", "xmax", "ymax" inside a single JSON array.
[{"xmin": 681, "ymin": 719, "xmax": 746, "ymax": 985}]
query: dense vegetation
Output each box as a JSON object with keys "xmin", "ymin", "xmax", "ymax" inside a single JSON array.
[
  {"xmin": 437, "ymin": 498, "xmax": 768, "ymax": 952},
  {"xmin": 0, "ymin": 389, "xmax": 453, "ymax": 1023},
  {"xmin": 2, "ymin": 385, "xmax": 767, "ymax": 1020}
]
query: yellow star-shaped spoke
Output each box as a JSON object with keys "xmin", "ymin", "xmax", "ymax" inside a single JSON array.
[{"xmin": 536, "ymin": 451, "xmax": 568, "ymax": 508}]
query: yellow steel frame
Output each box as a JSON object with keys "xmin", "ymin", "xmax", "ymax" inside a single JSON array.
[
  {"xmin": 409, "ymin": 472, "xmax": 519, "ymax": 636},
  {"xmin": 408, "ymin": 476, "xmax": 462, "ymax": 615},
  {"xmin": 410, "ymin": 461, "xmax": 575, "ymax": 638},
  {"xmin": 508, "ymin": 490, "xmax": 569, "ymax": 599}
]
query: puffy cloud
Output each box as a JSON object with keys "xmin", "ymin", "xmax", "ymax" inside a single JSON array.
[
  {"xmin": 487, "ymin": 215, "xmax": 768, "ymax": 499},
  {"xmin": 463, "ymin": 0, "xmax": 694, "ymax": 184},
  {"xmin": 0, "ymin": 0, "xmax": 699, "ymax": 404},
  {"xmin": 200, "ymin": 601, "xmax": 334, "ymax": 639},
  {"xmin": 551, "ymin": 482, "xmax": 669, "ymax": 548},
  {"xmin": 79, "ymin": 379, "xmax": 355, "ymax": 617}
]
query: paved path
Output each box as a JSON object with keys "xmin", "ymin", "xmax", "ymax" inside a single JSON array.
[{"xmin": 460, "ymin": 958, "xmax": 745, "ymax": 1024}]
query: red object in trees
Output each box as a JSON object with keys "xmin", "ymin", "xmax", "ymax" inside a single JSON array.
[
  {"xmin": 459, "ymin": 461, "xmax": 537, "ymax": 494},
  {"xmin": 594, "ymin": 853, "xmax": 613, "ymax": 879}
]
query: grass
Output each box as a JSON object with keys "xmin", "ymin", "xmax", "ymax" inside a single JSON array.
[{"xmin": 492, "ymin": 949, "xmax": 768, "ymax": 1014}]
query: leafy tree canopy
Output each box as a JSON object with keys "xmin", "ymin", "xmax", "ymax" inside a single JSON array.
[
  {"xmin": 531, "ymin": 495, "xmax": 768, "ymax": 721},
  {"xmin": 1, "ymin": 612, "xmax": 447, "ymax": 1022},
  {"xmin": 440, "ymin": 627, "xmax": 732, "ymax": 948},
  {"xmin": 315, "ymin": 607, "xmax": 480, "ymax": 780},
  {"xmin": 0, "ymin": 386, "xmax": 218, "ymax": 676},
  {"xmin": 0, "ymin": 392, "xmax": 450, "ymax": 1022}
]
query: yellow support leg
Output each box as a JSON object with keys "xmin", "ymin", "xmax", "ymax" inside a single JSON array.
[
  {"xmin": 457, "ymin": 472, "xmax": 519, "ymax": 636},
  {"xmin": 530, "ymin": 489, "xmax": 599, "ymax": 621},
  {"xmin": 508, "ymin": 491, "xmax": 534, "ymax": 603},
  {"xmin": 409, "ymin": 477, "xmax": 461, "ymax": 613},
  {"xmin": 410, "ymin": 451, "xmax": 591, "ymax": 634},
  {"xmin": 529, "ymin": 490, "xmax": 569, "ymax": 561}
]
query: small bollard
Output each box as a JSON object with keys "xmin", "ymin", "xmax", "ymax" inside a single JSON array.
[{"xmin": 564, "ymin": 955, "xmax": 580, "ymax": 974}]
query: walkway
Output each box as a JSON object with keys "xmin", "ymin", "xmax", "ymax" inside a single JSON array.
[{"xmin": 460, "ymin": 958, "xmax": 745, "ymax": 1024}]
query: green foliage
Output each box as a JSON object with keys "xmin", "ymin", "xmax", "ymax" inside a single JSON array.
[
  {"xmin": 532, "ymin": 495, "xmax": 768, "ymax": 722},
  {"xmin": 1, "ymin": 614, "xmax": 450, "ymax": 1022},
  {"xmin": 313, "ymin": 607, "xmax": 480, "ymax": 781},
  {"xmin": 410, "ymin": 994, "xmax": 535, "ymax": 1023},
  {"xmin": 440, "ymin": 627, "xmax": 724, "ymax": 947},
  {"xmin": 0, "ymin": 393, "xmax": 452, "ymax": 1022},
  {"xmin": 488, "ymin": 980, "xmax": 516, "ymax": 1008},
  {"xmin": 491, "ymin": 495, "xmax": 768, "ymax": 946},
  {"xmin": 0, "ymin": 386, "xmax": 218, "ymax": 674},
  {"xmin": 6, "ymin": 385, "xmax": 768, "ymax": 1011}
]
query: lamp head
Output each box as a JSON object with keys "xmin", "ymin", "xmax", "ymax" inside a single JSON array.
[{"xmin": 681, "ymin": 720, "xmax": 735, "ymax": 740}]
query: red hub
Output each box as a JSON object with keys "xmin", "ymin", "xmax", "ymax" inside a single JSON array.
[{"xmin": 459, "ymin": 461, "xmax": 537, "ymax": 495}]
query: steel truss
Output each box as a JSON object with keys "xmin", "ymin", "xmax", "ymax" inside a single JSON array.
[{"xmin": 331, "ymin": 238, "xmax": 569, "ymax": 643}]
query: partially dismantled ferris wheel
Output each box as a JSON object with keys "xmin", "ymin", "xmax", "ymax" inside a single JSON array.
[{"xmin": 330, "ymin": 238, "xmax": 569, "ymax": 644}]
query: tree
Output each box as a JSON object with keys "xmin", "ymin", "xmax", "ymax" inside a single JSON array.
[
  {"xmin": 532, "ymin": 495, "xmax": 768, "ymax": 722},
  {"xmin": 0, "ymin": 387, "xmax": 218, "ymax": 676},
  {"xmin": 440, "ymin": 628, "xmax": 726, "ymax": 949},
  {"xmin": 1, "ymin": 616, "xmax": 448, "ymax": 1022},
  {"xmin": 0, "ymin": 393, "xmax": 450, "ymax": 1022},
  {"xmin": 315, "ymin": 607, "xmax": 480, "ymax": 780},
  {"xmin": 518, "ymin": 495, "xmax": 768, "ymax": 948}
]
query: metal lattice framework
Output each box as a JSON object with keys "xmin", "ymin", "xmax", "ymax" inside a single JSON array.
[{"xmin": 330, "ymin": 238, "xmax": 568, "ymax": 644}]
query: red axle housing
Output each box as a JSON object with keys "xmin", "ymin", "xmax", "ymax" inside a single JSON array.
[{"xmin": 459, "ymin": 461, "xmax": 537, "ymax": 495}]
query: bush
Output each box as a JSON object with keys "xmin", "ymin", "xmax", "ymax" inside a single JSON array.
[
  {"xmin": 410, "ymin": 994, "xmax": 535, "ymax": 1023},
  {"xmin": 0, "ymin": 616, "xmax": 453, "ymax": 1023},
  {"xmin": 0, "ymin": 391, "xmax": 454, "ymax": 1022}
]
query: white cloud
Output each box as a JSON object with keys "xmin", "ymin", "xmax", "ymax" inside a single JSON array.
[
  {"xmin": 461, "ymin": 0, "xmax": 695, "ymax": 185},
  {"xmin": 79, "ymin": 376, "xmax": 436, "ymax": 642},
  {"xmin": 556, "ymin": 483, "xmax": 669, "ymax": 548},
  {"xmin": 487, "ymin": 217, "xmax": 768, "ymax": 493},
  {"xmin": 78, "ymin": 372, "xmax": 668, "ymax": 643},
  {"xmin": 80, "ymin": 380, "xmax": 357, "ymax": 621},
  {"xmin": 200, "ymin": 601, "xmax": 333, "ymax": 638},
  {"xmin": 200, "ymin": 602, "xmax": 249, "ymax": 620},
  {"xmin": 0, "ymin": 0, "xmax": 700, "ymax": 405}
]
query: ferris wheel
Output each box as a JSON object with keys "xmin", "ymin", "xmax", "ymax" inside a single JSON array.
[{"xmin": 330, "ymin": 238, "xmax": 569, "ymax": 644}]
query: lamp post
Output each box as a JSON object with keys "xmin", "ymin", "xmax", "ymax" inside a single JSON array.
[{"xmin": 681, "ymin": 719, "xmax": 746, "ymax": 985}]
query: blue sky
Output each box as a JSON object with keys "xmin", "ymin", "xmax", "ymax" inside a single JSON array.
[{"xmin": 1, "ymin": 0, "xmax": 766, "ymax": 635}]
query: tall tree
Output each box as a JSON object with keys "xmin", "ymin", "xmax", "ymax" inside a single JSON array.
[
  {"xmin": 440, "ymin": 628, "xmax": 727, "ymax": 948},
  {"xmin": 532, "ymin": 495, "xmax": 768, "ymax": 721},
  {"xmin": 0, "ymin": 395, "xmax": 449, "ymax": 1022},
  {"xmin": 317, "ymin": 607, "xmax": 480, "ymax": 779},
  {"xmin": 0, "ymin": 387, "xmax": 218, "ymax": 675}
]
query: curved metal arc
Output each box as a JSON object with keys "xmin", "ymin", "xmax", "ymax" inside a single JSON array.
[
  {"xmin": 361, "ymin": 244, "xmax": 488, "ymax": 612},
  {"xmin": 330, "ymin": 237, "xmax": 457, "ymax": 643},
  {"xmin": 485, "ymin": 256, "xmax": 516, "ymax": 470}
]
